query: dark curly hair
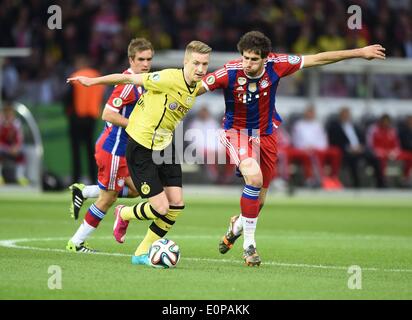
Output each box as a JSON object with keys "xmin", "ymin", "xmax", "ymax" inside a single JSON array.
[{"xmin": 237, "ymin": 31, "xmax": 272, "ymax": 58}]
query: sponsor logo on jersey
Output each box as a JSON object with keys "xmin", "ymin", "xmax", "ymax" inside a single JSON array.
[
  {"xmin": 288, "ymin": 55, "xmax": 301, "ymax": 65},
  {"xmin": 177, "ymin": 105, "xmax": 190, "ymax": 114},
  {"xmin": 117, "ymin": 178, "xmax": 125, "ymax": 187},
  {"xmin": 206, "ymin": 75, "xmax": 215, "ymax": 85},
  {"xmin": 151, "ymin": 73, "xmax": 160, "ymax": 81},
  {"xmin": 186, "ymin": 96, "xmax": 193, "ymax": 105},
  {"xmin": 169, "ymin": 102, "xmax": 178, "ymax": 110},
  {"xmin": 141, "ymin": 182, "xmax": 151, "ymax": 195},
  {"xmin": 248, "ymin": 83, "xmax": 257, "ymax": 93},
  {"xmin": 236, "ymin": 86, "xmax": 245, "ymax": 91},
  {"xmin": 237, "ymin": 77, "xmax": 247, "ymax": 85},
  {"xmin": 113, "ymin": 97, "xmax": 123, "ymax": 107},
  {"xmin": 260, "ymin": 80, "xmax": 269, "ymax": 89}
]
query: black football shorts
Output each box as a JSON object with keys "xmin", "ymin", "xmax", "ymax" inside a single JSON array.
[{"xmin": 126, "ymin": 138, "xmax": 182, "ymax": 198}]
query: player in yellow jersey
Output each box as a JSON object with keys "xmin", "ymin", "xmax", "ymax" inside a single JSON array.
[{"xmin": 67, "ymin": 41, "xmax": 212, "ymax": 265}]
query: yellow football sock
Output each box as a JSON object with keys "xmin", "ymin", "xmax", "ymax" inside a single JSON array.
[
  {"xmin": 134, "ymin": 228, "xmax": 161, "ymax": 256},
  {"xmin": 120, "ymin": 202, "xmax": 161, "ymax": 221},
  {"xmin": 134, "ymin": 205, "xmax": 184, "ymax": 256}
]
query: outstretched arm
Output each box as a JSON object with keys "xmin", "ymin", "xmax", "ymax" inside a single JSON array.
[
  {"xmin": 303, "ymin": 44, "xmax": 386, "ymax": 68},
  {"xmin": 102, "ymin": 108, "xmax": 129, "ymax": 128},
  {"xmin": 66, "ymin": 73, "xmax": 143, "ymax": 86},
  {"xmin": 197, "ymin": 86, "xmax": 207, "ymax": 96}
]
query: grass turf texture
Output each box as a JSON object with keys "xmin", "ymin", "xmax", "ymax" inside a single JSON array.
[{"xmin": 0, "ymin": 192, "xmax": 411, "ymax": 299}]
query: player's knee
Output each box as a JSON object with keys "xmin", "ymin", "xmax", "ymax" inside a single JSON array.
[
  {"xmin": 244, "ymin": 172, "xmax": 263, "ymax": 188},
  {"xmin": 169, "ymin": 200, "xmax": 184, "ymax": 207},
  {"xmin": 240, "ymin": 158, "xmax": 261, "ymax": 177},
  {"xmin": 152, "ymin": 203, "xmax": 169, "ymax": 216},
  {"xmin": 248, "ymin": 176, "xmax": 263, "ymax": 188}
]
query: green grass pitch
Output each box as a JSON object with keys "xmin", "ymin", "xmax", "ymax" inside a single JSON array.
[{"xmin": 0, "ymin": 192, "xmax": 411, "ymax": 300}]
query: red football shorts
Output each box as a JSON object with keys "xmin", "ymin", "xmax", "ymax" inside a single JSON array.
[
  {"xmin": 219, "ymin": 129, "xmax": 278, "ymax": 188},
  {"xmin": 95, "ymin": 138, "xmax": 129, "ymax": 192}
]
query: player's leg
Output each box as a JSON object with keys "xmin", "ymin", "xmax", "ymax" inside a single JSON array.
[
  {"xmin": 113, "ymin": 140, "xmax": 170, "ymax": 244},
  {"xmin": 133, "ymin": 186, "xmax": 184, "ymax": 258},
  {"xmin": 238, "ymin": 157, "xmax": 263, "ymax": 266},
  {"xmin": 67, "ymin": 149, "xmax": 127, "ymax": 252},
  {"xmin": 69, "ymin": 177, "xmax": 139, "ymax": 219},
  {"xmin": 67, "ymin": 189, "xmax": 118, "ymax": 253},
  {"xmin": 221, "ymin": 133, "xmax": 277, "ymax": 266},
  {"xmin": 128, "ymin": 146, "xmax": 183, "ymax": 266},
  {"xmin": 218, "ymin": 131, "xmax": 257, "ymax": 257},
  {"xmin": 132, "ymin": 146, "xmax": 184, "ymax": 262},
  {"xmin": 69, "ymin": 183, "xmax": 98, "ymax": 220},
  {"xmin": 243, "ymin": 134, "xmax": 278, "ymax": 265},
  {"xmin": 219, "ymin": 158, "xmax": 263, "ymax": 264}
]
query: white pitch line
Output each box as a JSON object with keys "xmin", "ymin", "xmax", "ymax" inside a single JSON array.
[{"xmin": 1, "ymin": 236, "xmax": 412, "ymax": 274}]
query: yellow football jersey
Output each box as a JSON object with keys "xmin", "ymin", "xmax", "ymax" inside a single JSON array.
[{"xmin": 126, "ymin": 69, "xmax": 202, "ymax": 150}]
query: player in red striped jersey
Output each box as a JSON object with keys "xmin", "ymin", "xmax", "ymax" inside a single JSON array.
[
  {"xmin": 198, "ymin": 31, "xmax": 386, "ymax": 266},
  {"xmin": 66, "ymin": 38, "xmax": 154, "ymax": 253}
]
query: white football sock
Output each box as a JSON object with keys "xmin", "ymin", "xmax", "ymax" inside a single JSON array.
[
  {"xmin": 233, "ymin": 214, "xmax": 243, "ymax": 235},
  {"xmin": 241, "ymin": 216, "xmax": 258, "ymax": 250},
  {"xmin": 82, "ymin": 185, "xmax": 100, "ymax": 198},
  {"xmin": 70, "ymin": 221, "xmax": 96, "ymax": 246}
]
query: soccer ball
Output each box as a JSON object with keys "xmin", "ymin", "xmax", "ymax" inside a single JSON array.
[{"xmin": 148, "ymin": 238, "xmax": 180, "ymax": 269}]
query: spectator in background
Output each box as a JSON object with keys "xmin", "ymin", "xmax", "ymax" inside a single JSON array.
[
  {"xmin": 292, "ymin": 105, "xmax": 343, "ymax": 189},
  {"xmin": 276, "ymin": 126, "xmax": 315, "ymax": 187},
  {"xmin": 66, "ymin": 55, "xmax": 105, "ymax": 183},
  {"xmin": 399, "ymin": 115, "xmax": 412, "ymax": 152},
  {"xmin": 0, "ymin": 101, "xmax": 28, "ymax": 186},
  {"xmin": 327, "ymin": 107, "xmax": 384, "ymax": 188},
  {"xmin": 367, "ymin": 114, "xmax": 412, "ymax": 187},
  {"xmin": 187, "ymin": 106, "xmax": 234, "ymax": 184}
]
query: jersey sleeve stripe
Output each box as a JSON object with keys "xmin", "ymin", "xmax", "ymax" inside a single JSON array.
[
  {"xmin": 300, "ymin": 56, "xmax": 305, "ymax": 69},
  {"xmin": 215, "ymin": 68, "xmax": 227, "ymax": 75},
  {"xmin": 118, "ymin": 84, "xmax": 130, "ymax": 98},
  {"xmin": 201, "ymin": 80, "xmax": 210, "ymax": 91},
  {"xmin": 120, "ymin": 84, "xmax": 133, "ymax": 99}
]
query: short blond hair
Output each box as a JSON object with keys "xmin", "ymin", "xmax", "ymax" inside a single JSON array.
[
  {"xmin": 128, "ymin": 38, "xmax": 154, "ymax": 59},
  {"xmin": 184, "ymin": 40, "xmax": 212, "ymax": 58}
]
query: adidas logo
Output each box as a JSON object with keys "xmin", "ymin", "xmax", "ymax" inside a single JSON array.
[{"xmin": 74, "ymin": 195, "xmax": 83, "ymax": 207}]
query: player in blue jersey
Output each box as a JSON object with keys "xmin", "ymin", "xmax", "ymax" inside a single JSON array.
[
  {"xmin": 199, "ymin": 31, "xmax": 385, "ymax": 266},
  {"xmin": 66, "ymin": 38, "xmax": 154, "ymax": 253}
]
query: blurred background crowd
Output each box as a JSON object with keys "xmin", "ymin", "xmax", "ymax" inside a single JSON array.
[
  {"xmin": 1, "ymin": 0, "xmax": 412, "ymax": 189},
  {"xmin": 1, "ymin": 0, "xmax": 412, "ymax": 104}
]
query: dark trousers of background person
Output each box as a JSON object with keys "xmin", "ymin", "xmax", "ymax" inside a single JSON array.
[
  {"xmin": 68, "ymin": 115, "xmax": 97, "ymax": 183},
  {"xmin": 343, "ymin": 150, "xmax": 384, "ymax": 188}
]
